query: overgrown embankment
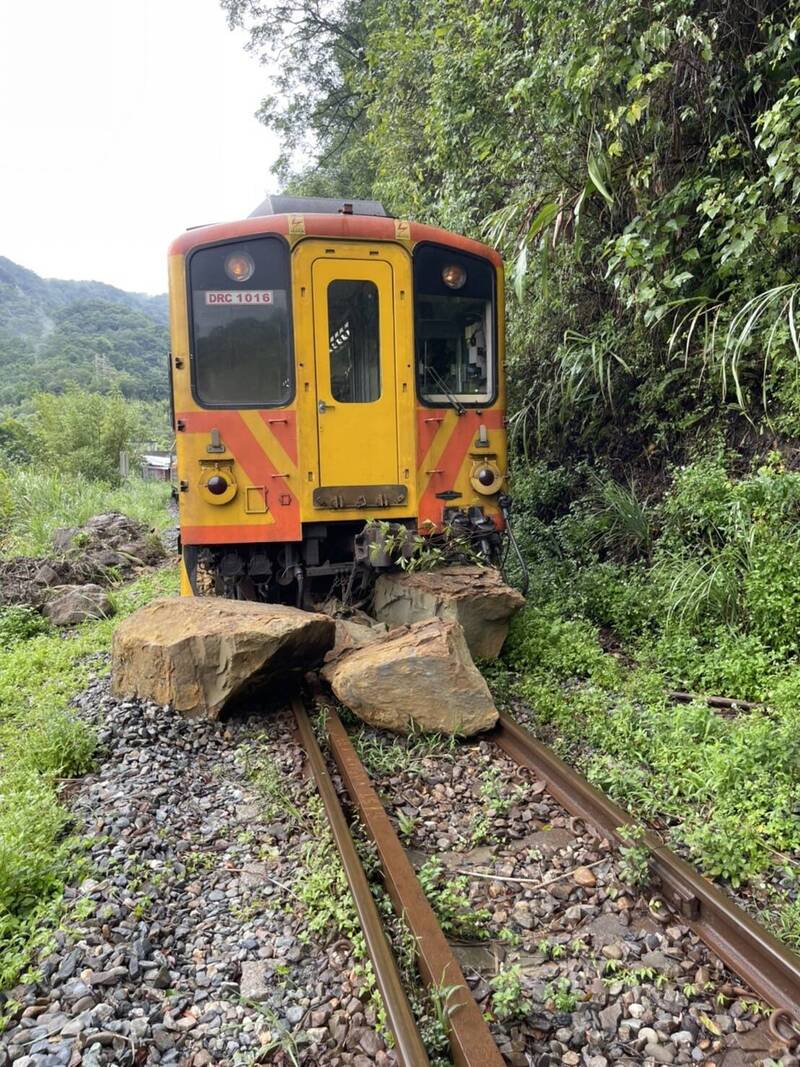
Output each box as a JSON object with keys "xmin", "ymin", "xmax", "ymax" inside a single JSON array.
[{"xmin": 491, "ymin": 452, "xmax": 800, "ymax": 947}]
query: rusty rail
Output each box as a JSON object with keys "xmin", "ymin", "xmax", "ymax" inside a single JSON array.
[
  {"xmin": 490, "ymin": 710, "xmax": 800, "ymax": 1025},
  {"xmin": 317, "ymin": 691, "xmax": 505, "ymax": 1067},
  {"xmin": 290, "ymin": 697, "xmax": 431, "ymax": 1067}
]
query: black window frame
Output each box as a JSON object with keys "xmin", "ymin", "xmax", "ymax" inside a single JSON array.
[
  {"xmin": 413, "ymin": 241, "xmax": 498, "ymax": 410},
  {"xmin": 186, "ymin": 233, "xmax": 296, "ymax": 410}
]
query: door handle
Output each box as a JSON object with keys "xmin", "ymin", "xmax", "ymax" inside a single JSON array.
[{"xmin": 318, "ymin": 400, "xmax": 336, "ymax": 413}]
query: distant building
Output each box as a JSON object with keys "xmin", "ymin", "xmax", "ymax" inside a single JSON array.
[{"xmin": 141, "ymin": 452, "xmax": 175, "ymax": 482}]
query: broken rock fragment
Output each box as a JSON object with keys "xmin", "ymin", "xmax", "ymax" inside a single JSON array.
[
  {"xmin": 322, "ymin": 617, "xmax": 498, "ymax": 736},
  {"xmin": 372, "ymin": 565, "xmax": 525, "ymax": 659},
  {"xmin": 111, "ymin": 597, "xmax": 335, "ymax": 719}
]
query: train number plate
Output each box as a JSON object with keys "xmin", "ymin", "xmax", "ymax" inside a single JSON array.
[{"xmin": 203, "ymin": 290, "xmax": 274, "ymax": 306}]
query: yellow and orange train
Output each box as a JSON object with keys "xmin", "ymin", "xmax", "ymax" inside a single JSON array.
[{"xmin": 168, "ymin": 196, "xmax": 509, "ymax": 603}]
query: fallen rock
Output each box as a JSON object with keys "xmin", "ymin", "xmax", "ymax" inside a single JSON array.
[
  {"xmin": 55, "ymin": 511, "xmax": 167, "ymax": 574},
  {"xmin": 111, "ymin": 597, "xmax": 335, "ymax": 719},
  {"xmin": 43, "ymin": 584, "xmax": 112, "ymax": 625},
  {"xmin": 372, "ymin": 565, "xmax": 524, "ymax": 659},
  {"xmin": 322, "ymin": 618, "xmax": 498, "ymax": 735},
  {"xmin": 324, "ymin": 618, "xmax": 388, "ymax": 663}
]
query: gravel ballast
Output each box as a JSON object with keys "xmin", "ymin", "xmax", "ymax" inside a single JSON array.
[{"xmin": 0, "ymin": 676, "xmax": 393, "ymax": 1067}]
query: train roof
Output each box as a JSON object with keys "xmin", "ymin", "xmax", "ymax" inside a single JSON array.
[
  {"xmin": 250, "ymin": 195, "xmax": 387, "ymax": 217},
  {"xmin": 168, "ymin": 212, "xmax": 502, "ymax": 268}
]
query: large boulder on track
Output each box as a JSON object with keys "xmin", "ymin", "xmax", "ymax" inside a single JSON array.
[
  {"xmin": 322, "ymin": 618, "xmax": 498, "ymax": 736},
  {"xmin": 112, "ymin": 598, "xmax": 335, "ymax": 720},
  {"xmin": 372, "ymin": 565, "xmax": 525, "ymax": 659}
]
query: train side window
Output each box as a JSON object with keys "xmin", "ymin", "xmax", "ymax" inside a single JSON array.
[
  {"xmin": 189, "ymin": 236, "xmax": 293, "ymax": 408},
  {"xmin": 327, "ymin": 280, "xmax": 380, "ymax": 403}
]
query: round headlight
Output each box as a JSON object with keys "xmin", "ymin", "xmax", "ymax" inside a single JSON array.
[
  {"xmin": 476, "ymin": 467, "xmax": 495, "ymax": 487},
  {"xmin": 441, "ymin": 264, "xmax": 467, "ymax": 289},
  {"xmin": 224, "ymin": 251, "xmax": 255, "ymax": 283},
  {"xmin": 207, "ymin": 474, "xmax": 228, "ymax": 496}
]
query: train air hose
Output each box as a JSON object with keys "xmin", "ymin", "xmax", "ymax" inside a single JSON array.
[{"xmin": 498, "ymin": 495, "xmax": 529, "ymax": 597}]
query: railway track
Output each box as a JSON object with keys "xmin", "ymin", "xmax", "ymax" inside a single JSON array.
[{"xmin": 293, "ymin": 684, "xmax": 800, "ymax": 1067}]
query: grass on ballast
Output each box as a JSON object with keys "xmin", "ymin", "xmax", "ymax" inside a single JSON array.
[
  {"xmin": 487, "ymin": 601, "xmax": 800, "ymax": 951},
  {"xmin": 0, "ymin": 565, "xmax": 179, "ymax": 1001},
  {"xmin": 489, "ymin": 453, "xmax": 800, "ymax": 952},
  {"xmin": 0, "ymin": 468, "xmax": 172, "ymax": 557},
  {"xmin": 245, "ymin": 738, "xmax": 454, "ymax": 1065}
]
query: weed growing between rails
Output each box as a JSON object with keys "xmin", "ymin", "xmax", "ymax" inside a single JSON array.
[
  {"xmin": 0, "ymin": 565, "xmax": 179, "ymax": 998},
  {"xmin": 0, "ymin": 469, "xmax": 172, "ymax": 558},
  {"xmin": 246, "ymin": 728, "xmax": 454, "ymax": 1065}
]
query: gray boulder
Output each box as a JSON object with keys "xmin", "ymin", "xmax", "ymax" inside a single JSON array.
[{"xmin": 43, "ymin": 584, "xmax": 113, "ymax": 626}]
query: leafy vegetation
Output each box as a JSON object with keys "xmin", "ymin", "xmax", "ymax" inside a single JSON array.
[
  {"xmin": 228, "ymin": 0, "xmax": 800, "ymax": 454},
  {"xmin": 0, "ymin": 566, "xmax": 179, "ymax": 996},
  {"xmin": 488, "ymin": 452, "xmax": 800, "ymax": 929}
]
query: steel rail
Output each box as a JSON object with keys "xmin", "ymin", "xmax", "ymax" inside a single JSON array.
[
  {"xmin": 317, "ymin": 692, "xmax": 505, "ymax": 1067},
  {"xmin": 290, "ymin": 697, "xmax": 431, "ymax": 1067},
  {"xmin": 490, "ymin": 710, "xmax": 800, "ymax": 1025}
]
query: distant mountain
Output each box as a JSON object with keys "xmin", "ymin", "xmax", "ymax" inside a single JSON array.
[{"xmin": 0, "ymin": 257, "xmax": 170, "ymax": 407}]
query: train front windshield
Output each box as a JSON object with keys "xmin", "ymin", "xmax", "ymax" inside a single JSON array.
[
  {"xmin": 189, "ymin": 236, "xmax": 294, "ymax": 408},
  {"xmin": 414, "ymin": 245, "xmax": 495, "ymax": 407}
]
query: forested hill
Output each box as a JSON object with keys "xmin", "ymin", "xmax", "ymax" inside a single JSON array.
[{"xmin": 0, "ymin": 256, "xmax": 169, "ymax": 406}]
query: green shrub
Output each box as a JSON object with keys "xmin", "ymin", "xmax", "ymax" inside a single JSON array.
[
  {"xmin": 0, "ymin": 606, "xmax": 50, "ymax": 646},
  {"xmin": 505, "ymin": 604, "xmax": 617, "ymax": 686}
]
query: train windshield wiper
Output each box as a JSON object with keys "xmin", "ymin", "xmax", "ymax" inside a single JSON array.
[{"xmin": 428, "ymin": 366, "xmax": 466, "ymax": 415}]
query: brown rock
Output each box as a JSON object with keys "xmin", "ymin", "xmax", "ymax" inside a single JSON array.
[
  {"xmin": 372, "ymin": 565, "xmax": 524, "ymax": 659},
  {"xmin": 111, "ymin": 597, "xmax": 335, "ymax": 719},
  {"xmin": 573, "ymin": 865, "xmax": 598, "ymax": 888},
  {"xmin": 43, "ymin": 583, "xmax": 112, "ymax": 625},
  {"xmin": 324, "ymin": 618, "xmax": 388, "ymax": 663},
  {"xmin": 322, "ymin": 618, "xmax": 498, "ymax": 735}
]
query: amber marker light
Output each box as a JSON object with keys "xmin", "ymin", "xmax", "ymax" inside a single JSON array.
[
  {"xmin": 224, "ymin": 251, "xmax": 255, "ymax": 283},
  {"xmin": 441, "ymin": 263, "xmax": 467, "ymax": 289},
  {"xmin": 207, "ymin": 474, "xmax": 228, "ymax": 495}
]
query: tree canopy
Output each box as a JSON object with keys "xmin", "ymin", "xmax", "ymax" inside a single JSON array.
[{"xmin": 230, "ymin": 0, "xmax": 800, "ymax": 458}]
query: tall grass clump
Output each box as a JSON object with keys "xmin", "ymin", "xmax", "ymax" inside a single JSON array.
[{"xmin": 0, "ymin": 468, "xmax": 171, "ymax": 558}]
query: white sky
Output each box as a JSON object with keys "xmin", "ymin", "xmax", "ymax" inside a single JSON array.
[{"xmin": 0, "ymin": 0, "xmax": 281, "ymax": 295}]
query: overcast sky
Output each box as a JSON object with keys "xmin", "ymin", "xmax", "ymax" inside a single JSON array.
[{"xmin": 0, "ymin": 0, "xmax": 281, "ymax": 295}]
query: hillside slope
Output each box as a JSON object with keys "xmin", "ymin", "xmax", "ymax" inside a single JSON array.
[{"xmin": 0, "ymin": 257, "xmax": 169, "ymax": 405}]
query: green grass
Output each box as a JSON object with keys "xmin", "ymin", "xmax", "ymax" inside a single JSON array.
[
  {"xmin": 494, "ymin": 453, "xmax": 800, "ymax": 948},
  {"xmin": 0, "ymin": 564, "xmax": 179, "ymax": 996},
  {"xmin": 0, "ymin": 467, "xmax": 172, "ymax": 557}
]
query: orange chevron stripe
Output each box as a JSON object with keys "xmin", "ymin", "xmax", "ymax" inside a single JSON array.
[
  {"xmin": 177, "ymin": 410, "xmax": 300, "ymax": 540},
  {"xmin": 417, "ymin": 408, "xmax": 504, "ymax": 527}
]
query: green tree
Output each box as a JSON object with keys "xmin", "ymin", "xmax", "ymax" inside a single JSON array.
[{"xmin": 32, "ymin": 389, "xmax": 140, "ymax": 483}]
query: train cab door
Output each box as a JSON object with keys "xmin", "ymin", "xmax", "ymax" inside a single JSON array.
[{"xmin": 310, "ymin": 255, "xmax": 399, "ymax": 488}]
